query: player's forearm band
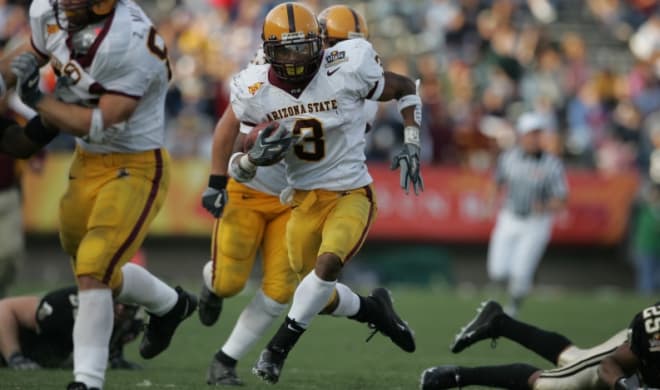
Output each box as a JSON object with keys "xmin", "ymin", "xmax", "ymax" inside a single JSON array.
[
  {"xmin": 208, "ymin": 174, "xmax": 228, "ymax": 190},
  {"xmin": 404, "ymin": 126, "xmax": 420, "ymax": 147},
  {"xmin": 228, "ymin": 152, "xmax": 256, "ymax": 182},
  {"xmin": 0, "ymin": 72, "xmax": 6, "ymax": 98},
  {"xmin": 25, "ymin": 115, "xmax": 59, "ymax": 146},
  {"xmin": 397, "ymin": 94, "xmax": 422, "ymax": 126},
  {"xmin": 87, "ymin": 108, "xmax": 105, "ymax": 143}
]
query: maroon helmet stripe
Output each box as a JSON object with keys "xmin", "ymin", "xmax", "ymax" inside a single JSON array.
[
  {"xmin": 286, "ymin": 3, "xmax": 296, "ymax": 33},
  {"xmin": 349, "ymin": 8, "xmax": 361, "ymax": 33}
]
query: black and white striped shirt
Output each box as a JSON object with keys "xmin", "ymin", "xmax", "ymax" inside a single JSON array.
[{"xmin": 495, "ymin": 147, "xmax": 568, "ymax": 216}]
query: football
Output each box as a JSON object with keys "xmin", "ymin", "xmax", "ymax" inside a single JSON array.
[{"xmin": 243, "ymin": 121, "xmax": 280, "ymax": 152}]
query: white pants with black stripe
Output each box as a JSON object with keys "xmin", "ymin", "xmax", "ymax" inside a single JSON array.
[
  {"xmin": 534, "ymin": 329, "xmax": 628, "ymax": 390},
  {"xmin": 487, "ymin": 209, "xmax": 553, "ymax": 298}
]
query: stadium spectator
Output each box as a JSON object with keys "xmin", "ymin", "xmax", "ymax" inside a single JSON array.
[{"xmin": 632, "ymin": 183, "xmax": 660, "ymax": 294}]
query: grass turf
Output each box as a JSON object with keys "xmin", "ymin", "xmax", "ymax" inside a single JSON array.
[{"xmin": 0, "ymin": 288, "xmax": 650, "ymax": 389}]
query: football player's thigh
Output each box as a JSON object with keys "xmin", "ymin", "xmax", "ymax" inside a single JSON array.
[
  {"xmin": 319, "ymin": 188, "xmax": 377, "ymax": 263},
  {"xmin": 59, "ymin": 157, "xmax": 98, "ymax": 258},
  {"xmin": 211, "ymin": 203, "xmax": 265, "ymax": 298},
  {"xmin": 534, "ymin": 365, "xmax": 601, "ymax": 390},
  {"xmin": 286, "ymin": 205, "xmax": 326, "ymax": 278},
  {"xmin": 261, "ymin": 210, "xmax": 297, "ymax": 304},
  {"xmin": 75, "ymin": 163, "xmax": 169, "ymax": 290}
]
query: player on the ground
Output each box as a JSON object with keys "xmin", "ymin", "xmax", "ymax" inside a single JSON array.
[
  {"xmin": 487, "ymin": 112, "xmax": 568, "ymax": 316},
  {"xmin": 421, "ymin": 300, "xmax": 660, "ymax": 389},
  {"xmin": 199, "ymin": 6, "xmax": 380, "ymax": 385},
  {"xmin": 220, "ymin": 2, "xmax": 422, "ymax": 384},
  {"xmin": 0, "ymin": 285, "xmax": 143, "ymax": 370},
  {"xmin": 0, "ymin": 1, "xmax": 198, "ymax": 388}
]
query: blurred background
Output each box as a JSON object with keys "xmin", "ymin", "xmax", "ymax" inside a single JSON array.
[{"xmin": 1, "ymin": 0, "xmax": 659, "ymax": 296}]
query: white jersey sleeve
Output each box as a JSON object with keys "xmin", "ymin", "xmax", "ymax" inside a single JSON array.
[
  {"xmin": 331, "ymin": 39, "xmax": 385, "ymax": 101},
  {"xmin": 90, "ymin": 22, "xmax": 163, "ymax": 98},
  {"xmin": 229, "ymin": 65, "xmax": 269, "ymax": 134},
  {"xmin": 28, "ymin": 0, "xmax": 52, "ymax": 58}
]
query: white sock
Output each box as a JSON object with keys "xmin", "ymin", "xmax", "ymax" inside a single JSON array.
[
  {"xmin": 73, "ymin": 289, "xmax": 113, "ymax": 389},
  {"xmin": 116, "ymin": 263, "xmax": 178, "ymax": 316},
  {"xmin": 202, "ymin": 260, "xmax": 214, "ymax": 291},
  {"xmin": 221, "ymin": 289, "xmax": 287, "ymax": 360},
  {"xmin": 331, "ymin": 283, "xmax": 361, "ymax": 317},
  {"xmin": 287, "ymin": 271, "xmax": 336, "ymax": 329}
]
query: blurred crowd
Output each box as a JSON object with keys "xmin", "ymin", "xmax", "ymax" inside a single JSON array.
[{"xmin": 0, "ymin": 0, "xmax": 660, "ymax": 179}]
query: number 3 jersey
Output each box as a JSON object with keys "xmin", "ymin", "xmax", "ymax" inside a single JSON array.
[
  {"xmin": 629, "ymin": 302, "xmax": 660, "ymax": 387},
  {"xmin": 28, "ymin": 0, "xmax": 170, "ymax": 154},
  {"xmin": 231, "ymin": 38, "xmax": 385, "ymax": 192}
]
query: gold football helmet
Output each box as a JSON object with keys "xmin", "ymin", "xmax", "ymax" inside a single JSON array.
[
  {"xmin": 318, "ymin": 5, "xmax": 368, "ymax": 46},
  {"xmin": 55, "ymin": 0, "xmax": 118, "ymax": 32},
  {"xmin": 262, "ymin": 2, "xmax": 322, "ymax": 82}
]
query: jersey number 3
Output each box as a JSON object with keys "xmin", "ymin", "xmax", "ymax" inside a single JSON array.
[
  {"xmin": 147, "ymin": 27, "xmax": 172, "ymax": 80},
  {"xmin": 643, "ymin": 305, "xmax": 660, "ymax": 334},
  {"xmin": 293, "ymin": 119, "xmax": 325, "ymax": 161}
]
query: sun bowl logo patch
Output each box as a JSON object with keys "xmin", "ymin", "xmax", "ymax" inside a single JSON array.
[
  {"xmin": 325, "ymin": 50, "xmax": 347, "ymax": 67},
  {"xmin": 248, "ymin": 82, "xmax": 264, "ymax": 95}
]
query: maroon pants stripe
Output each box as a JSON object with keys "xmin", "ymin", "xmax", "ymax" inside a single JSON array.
[
  {"xmin": 344, "ymin": 186, "xmax": 375, "ymax": 262},
  {"xmin": 102, "ymin": 149, "xmax": 163, "ymax": 284}
]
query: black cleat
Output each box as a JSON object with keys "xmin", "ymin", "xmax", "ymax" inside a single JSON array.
[
  {"xmin": 420, "ymin": 365, "xmax": 461, "ymax": 389},
  {"xmin": 450, "ymin": 300, "xmax": 503, "ymax": 354},
  {"xmin": 366, "ymin": 288, "xmax": 416, "ymax": 352},
  {"xmin": 207, "ymin": 356, "xmax": 243, "ymax": 386},
  {"xmin": 139, "ymin": 286, "xmax": 197, "ymax": 359},
  {"xmin": 252, "ymin": 348, "xmax": 286, "ymax": 384},
  {"xmin": 66, "ymin": 382, "xmax": 100, "ymax": 390},
  {"xmin": 198, "ymin": 285, "xmax": 223, "ymax": 326}
]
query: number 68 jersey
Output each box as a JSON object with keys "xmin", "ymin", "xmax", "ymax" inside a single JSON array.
[
  {"xmin": 231, "ymin": 38, "xmax": 385, "ymax": 191},
  {"xmin": 629, "ymin": 302, "xmax": 660, "ymax": 387},
  {"xmin": 29, "ymin": 0, "xmax": 170, "ymax": 154}
]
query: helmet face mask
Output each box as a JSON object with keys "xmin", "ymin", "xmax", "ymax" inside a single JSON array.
[
  {"xmin": 263, "ymin": 35, "xmax": 322, "ymax": 80},
  {"xmin": 261, "ymin": 3, "xmax": 323, "ymax": 83}
]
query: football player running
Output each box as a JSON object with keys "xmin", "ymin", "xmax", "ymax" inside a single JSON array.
[
  {"xmin": 199, "ymin": 5, "xmax": 382, "ymax": 386},
  {"xmin": 219, "ymin": 2, "xmax": 422, "ymax": 384},
  {"xmin": 0, "ymin": 1, "xmax": 198, "ymax": 389},
  {"xmin": 421, "ymin": 300, "xmax": 660, "ymax": 390}
]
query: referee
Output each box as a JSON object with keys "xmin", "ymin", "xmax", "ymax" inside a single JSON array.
[{"xmin": 487, "ymin": 112, "xmax": 568, "ymax": 316}]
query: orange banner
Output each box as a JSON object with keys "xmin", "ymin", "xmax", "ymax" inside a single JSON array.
[{"xmin": 21, "ymin": 155, "xmax": 639, "ymax": 244}]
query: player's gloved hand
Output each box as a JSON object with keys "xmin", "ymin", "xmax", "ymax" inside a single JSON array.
[
  {"xmin": 614, "ymin": 377, "xmax": 634, "ymax": 390},
  {"xmin": 7, "ymin": 352, "xmax": 41, "ymax": 370},
  {"xmin": 391, "ymin": 126, "xmax": 424, "ymax": 195},
  {"xmin": 11, "ymin": 53, "xmax": 43, "ymax": 109},
  {"xmin": 247, "ymin": 123, "xmax": 292, "ymax": 166},
  {"xmin": 201, "ymin": 175, "xmax": 228, "ymax": 218}
]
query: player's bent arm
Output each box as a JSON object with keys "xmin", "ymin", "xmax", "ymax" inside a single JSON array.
[
  {"xmin": 0, "ymin": 116, "xmax": 57, "ymax": 159},
  {"xmin": 597, "ymin": 343, "xmax": 639, "ymax": 389},
  {"xmin": 0, "ymin": 296, "xmax": 40, "ymax": 361},
  {"xmin": 35, "ymin": 93, "xmax": 139, "ymax": 138},
  {"xmin": 211, "ymin": 106, "xmax": 241, "ymax": 176},
  {"xmin": 0, "ymin": 42, "xmax": 46, "ymax": 96},
  {"xmin": 378, "ymin": 71, "xmax": 418, "ymax": 127}
]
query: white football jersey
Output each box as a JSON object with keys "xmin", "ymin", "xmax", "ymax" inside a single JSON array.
[
  {"xmin": 231, "ymin": 38, "xmax": 385, "ymax": 191},
  {"xmin": 30, "ymin": 0, "xmax": 170, "ymax": 153}
]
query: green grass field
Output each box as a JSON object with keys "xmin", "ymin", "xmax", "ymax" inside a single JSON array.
[{"xmin": 0, "ymin": 288, "xmax": 650, "ymax": 390}]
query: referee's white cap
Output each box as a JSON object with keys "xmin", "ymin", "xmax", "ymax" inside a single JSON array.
[{"xmin": 517, "ymin": 112, "xmax": 547, "ymax": 135}]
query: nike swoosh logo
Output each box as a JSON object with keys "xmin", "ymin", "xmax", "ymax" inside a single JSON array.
[
  {"xmin": 181, "ymin": 298, "xmax": 190, "ymax": 320},
  {"xmin": 27, "ymin": 77, "xmax": 38, "ymax": 88},
  {"xmin": 287, "ymin": 324, "xmax": 302, "ymax": 333},
  {"xmin": 327, "ymin": 67, "xmax": 341, "ymax": 76},
  {"xmin": 214, "ymin": 195, "xmax": 223, "ymax": 208}
]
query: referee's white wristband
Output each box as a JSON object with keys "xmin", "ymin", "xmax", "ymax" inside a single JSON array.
[{"xmin": 0, "ymin": 72, "xmax": 6, "ymax": 99}]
